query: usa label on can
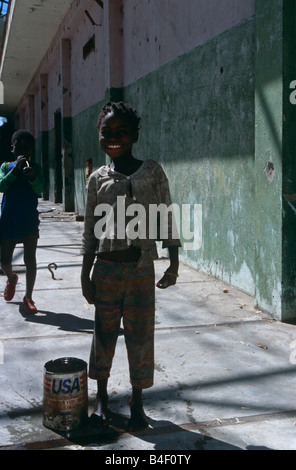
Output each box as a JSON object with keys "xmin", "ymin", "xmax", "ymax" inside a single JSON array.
[{"xmin": 43, "ymin": 357, "xmax": 88, "ymax": 431}]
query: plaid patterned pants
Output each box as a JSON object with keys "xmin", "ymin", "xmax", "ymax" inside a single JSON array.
[{"xmin": 89, "ymin": 258, "xmax": 155, "ymax": 389}]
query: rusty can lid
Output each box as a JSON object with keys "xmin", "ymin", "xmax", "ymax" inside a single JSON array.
[{"xmin": 44, "ymin": 357, "xmax": 87, "ymax": 374}]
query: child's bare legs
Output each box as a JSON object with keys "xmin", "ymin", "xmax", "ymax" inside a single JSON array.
[
  {"xmin": 91, "ymin": 381, "xmax": 148, "ymax": 430},
  {"xmin": 23, "ymin": 236, "xmax": 38, "ymax": 300},
  {"xmin": 1, "ymin": 239, "xmax": 17, "ymax": 283},
  {"xmin": 1, "ymin": 236, "xmax": 37, "ymax": 300},
  {"xmin": 92, "ymin": 378, "xmax": 109, "ymax": 425},
  {"xmin": 129, "ymin": 387, "xmax": 148, "ymax": 430}
]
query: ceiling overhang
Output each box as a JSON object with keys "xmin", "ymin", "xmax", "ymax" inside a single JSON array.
[{"xmin": 0, "ymin": 0, "xmax": 73, "ymax": 118}]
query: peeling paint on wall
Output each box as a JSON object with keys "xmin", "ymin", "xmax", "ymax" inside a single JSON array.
[{"xmin": 263, "ymin": 157, "xmax": 275, "ymax": 182}]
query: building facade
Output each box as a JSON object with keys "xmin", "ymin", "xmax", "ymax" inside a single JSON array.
[{"xmin": 0, "ymin": 0, "xmax": 296, "ymax": 323}]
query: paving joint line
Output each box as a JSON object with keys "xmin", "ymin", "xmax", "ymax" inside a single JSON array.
[
  {"xmin": 1, "ymin": 409, "xmax": 295, "ymax": 450},
  {"xmin": 0, "ymin": 319, "xmax": 276, "ymax": 343}
]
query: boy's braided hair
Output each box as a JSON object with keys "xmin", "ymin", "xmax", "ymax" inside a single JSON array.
[{"xmin": 97, "ymin": 102, "xmax": 141, "ymax": 132}]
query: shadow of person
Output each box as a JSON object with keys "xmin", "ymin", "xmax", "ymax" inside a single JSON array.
[
  {"xmin": 50, "ymin": 419, "xmax": 121, "ymax": 448},
  {"xmin": 18, "ymin": 305, "xmax": 94, "ymax": 334},
  {"xmin": 127, "ymin": 416, "xmax": 242, "ymax": 450},
  {"xmin": 17, "ymin": 304, "xmax": 125, "ymax": 336},
  {"xmin": 82, "ymin": 409, "xmax": 242, "ymax": 450}
]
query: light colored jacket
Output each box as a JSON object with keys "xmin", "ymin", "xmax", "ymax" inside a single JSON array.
[{"xmin": 81, "ymin": 159, "xmax": 181, "ymax": 266}]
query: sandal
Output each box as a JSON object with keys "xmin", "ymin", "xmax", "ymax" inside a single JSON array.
[
  {"xmin": 23, "ymin": 297, "xmax": 38, "ymax": 314},
  {"xmin": 4, "ymin": 274, "xmax": 18, "ymax": 301}
]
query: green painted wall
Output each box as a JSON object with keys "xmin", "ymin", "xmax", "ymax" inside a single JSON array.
[
  {"xmin": 124, "ymin": 18, "xmax": 255, "ymax": 295},
  {"xmin": 71, "ymin": 101, "xmax": 104, "ymax": 214},
  {"xmin": 70, "ymin": 89, "xmax": 124, "ymax": 215},
  {"xmin": 52, "ymin": 18, "xmax": 256, "ymax": 296},
  {"xmin": 38, "ymin": 7, "xmax": 296, "ymax": 322},
  {"xmin": 64, "ymin": 19, "xmax": 255, "ymax": 296},
  {"xmin": 282, "ymin": 0, "xmax": 296, "ymax": 322},
  {"xmin": 48, "ymin": 127, "xmax": 56, "ymax": 204},
  {"xmin": 35, "ymin": 131, "xmax": 49, "ymax": 200},
  {"xmin": 255, "ymin": 0, "xmax": 296, "ymax": 321}
]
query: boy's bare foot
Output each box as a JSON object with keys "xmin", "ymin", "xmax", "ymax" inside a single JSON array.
[
  {"xmin": 89, "ymin": 391, "xmax": 109, "ymax": 427},
  {"xmin": 128, "ymin": 399, "xmax": 149, "ymax": 431}
]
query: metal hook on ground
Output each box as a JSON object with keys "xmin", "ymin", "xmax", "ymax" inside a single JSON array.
[{"xmin": 48, "ymin": 262, "xmax": 63, "ymax": 280}]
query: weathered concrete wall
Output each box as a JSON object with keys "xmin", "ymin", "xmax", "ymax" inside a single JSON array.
[
  {"xmin": 255, "ymin": 0, "xmax": 296, "ymax": 321},
  {"xmin": 70, "ymin": 3, "xmax": 106, "ymax": 116},
  {"xmin": 13, "ymin": 0, "xmax": 296, "ymax": 321},
  {"xmin": 25, "ymin": 0, "xmax": 255, "ymax": 220},
  {"xmin": 121, "ymin": 0, "xmax": 254, "ymax": 85},
  {"xmin": 124, "ymin": 17, "xmax": 255, "ymax": 295},
  {"xmin": 16, "ymin": 0, "xmax": 256, "ymax": 284},
  {"xmin": 15, "ymin": 0, "xmax": 108, "ymax": 207},
  {"xmin": 66, "ymin": 15, "xmax": 256, "ymax": 299},
  {"xmin": 15, "ymin": 0, "xmax": 255, "ymax": 131},
  {"xmin": 71, "ymin": 100, "xmax": 104, "ymax": 214}
]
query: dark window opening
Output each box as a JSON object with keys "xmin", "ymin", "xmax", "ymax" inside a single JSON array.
[{"xmin": 83, "ymin": 35, "xmax": 95, "ymax": 60}]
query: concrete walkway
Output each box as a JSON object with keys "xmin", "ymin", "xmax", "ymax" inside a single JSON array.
[{"xmin": 0, "ymin": 199, "xmax": 296, "ymax": 451}]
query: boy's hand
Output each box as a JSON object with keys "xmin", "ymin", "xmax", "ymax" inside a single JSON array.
[
  {"xmin": 81, "ymin": 276, "xmax": 96, "ymax": 304},
  {"xmin": 23, "ymin": 165, "xmax": 36, "ymax": 181},
  {"xmin": 12, "ymin": 156, "xmax": 35, "ymax": 181},
  {"xmin": 156, "ymin": 271, "xmax": 178, "ymax": 289},
  {"xmin": 14, "ymin": 155, "xmax": 28, "ymax": 170}
]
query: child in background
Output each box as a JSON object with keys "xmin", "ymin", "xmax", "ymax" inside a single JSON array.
[
  {"xmin": 81, "ymin": 102, "xmax": 181, "ymax": 431},
  {"xmin": 0, "ymin": 130, "xmax": 43, "ymax": 314}
]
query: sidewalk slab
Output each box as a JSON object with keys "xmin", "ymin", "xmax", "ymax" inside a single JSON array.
[{"xmin": 1, "ymin": 200, "xmax": 296, "ymax": 451}]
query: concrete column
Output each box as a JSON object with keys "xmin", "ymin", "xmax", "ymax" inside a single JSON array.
[
  {"xmin": 40, "ymin": 73, "xmax": 49, "ymax": 199},
  {"xmin": 61, "ymin": 39, "xmax": 71, "ymax": 118},
  {"xmin": 28, "ymin": 94, "xmax": 35, "ymax": 136},
  {"xmin": 60, "ymin": 38, "xmax": 74, "ymax": 212},
  {"xmin": 255, "ymin": 0, "xmax": 296, "ymax": 322},
  {"xmin": 40, "ymin": 74, "xmax": 48, "ymax": 131},
  {"xmin": 103, "ymin": 0, "xmax": 124, "ymax": 101}
]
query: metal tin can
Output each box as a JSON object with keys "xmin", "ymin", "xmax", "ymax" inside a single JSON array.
[{"xmin": 43, "ymin": 357, "xmax": 88, "ymax": 431}]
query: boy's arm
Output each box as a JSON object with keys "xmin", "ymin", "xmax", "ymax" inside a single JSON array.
[
  {"xmin": 0, "ymin": 161, "xmax": 44, "ymax": 195},
  {"xmin": 81, "ymin": 253, "xmax": 96, "ymax": 304},
  {"xmin": 155, "ymin": 164, "xmax": 181, "ymax": 288},
  {"xmin": 0, "ymin": 162, "xmax": 16, "ymax": 192},
  {"xmin": 156, "ymin": 246, "xmax": 179, "ymax": 289},
  {"xmin": 81, "ymin": 172, "xmax": 98, "ymax": 304}
]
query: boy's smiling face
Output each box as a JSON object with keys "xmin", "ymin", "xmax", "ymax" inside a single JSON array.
[{"xmin": 99, "ymin": 112, "xmax": 138, "ymax": 159}]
